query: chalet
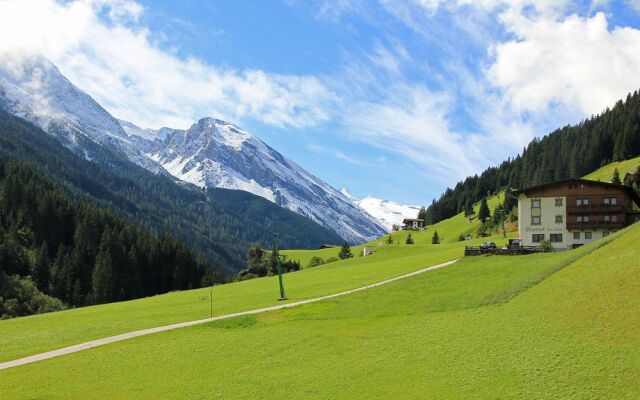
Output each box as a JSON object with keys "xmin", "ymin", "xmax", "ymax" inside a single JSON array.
[
  {"xmin": 402, "ymin": 218, "xmax": 424, "ymax": 230},
  {"xmin": 514, "ymin": 178, "xmax": 640, "ymax": 249}
]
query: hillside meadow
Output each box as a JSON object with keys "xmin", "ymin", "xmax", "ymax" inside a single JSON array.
[{"xmin": 1, "ymin": 223, "xmax": 637, "ymax": 399}]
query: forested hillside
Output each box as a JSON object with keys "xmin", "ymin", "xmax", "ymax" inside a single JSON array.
[
  {"xmin": 0, "ymin": 110, "xmax": 343, "ymax": 274},
  {"xmin": 424, "ymin": 90, "xmax": 640, "ymax": 224},
  {"xmin": 0, "ymin": 160, "xmax": 222, "ymax": 319}
]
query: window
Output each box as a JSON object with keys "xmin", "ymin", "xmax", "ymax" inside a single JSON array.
[
  {"xmin": 604, "ymin": 215, "xmax": 610, "ymax": 222},
  {"xmin": 531, "ymin": 199, "xmax": 541, "ymax": 208},
  {"xmin": 573, "ymin": 232, "xmax": 580, "ymax": 240},
  {"xmin": 585, "ymin": 232, "xmax": 592, "ymax": 240},
  {"xmin": 550, "ymin": 234, "xmax": 563, "ymax": 243},
  {"xmin": 532, "ymin": 234, "xmax": 545, "ymax": 243},
  {"xmin": 577, "ymin": 215, "xmax": 589, "ymax": 223},
  {"xmin": 602, "ymin": 231, "xmax": 610, "ymax": 237},
  {"xmin": 576, "ymin": 198, "xmax": 589, "ymax": 206},
  {"xmin": 611, "ymin": 197, "xmax": 617, "ymax": 205},
  {"xmin": 603, "ymin": 197, "xmax": 617, "ymax": 205},
  {"xmin": 555, "ymin": 215, "xmax": 563, "ymax": 224},
  {"xmin": 611, "ymin": 215, "xmax": 618, "ymax": 222},
  {"xmin": 576, "ymin": 199, "xmax": 582, "ymax": 206},
  {"xmin": 555, "ymin": 198, "xmax": 563, "ymax": 207},
  {"xmin": 531, "ymin": 216, "xmax": 541, "ymax": 225}
]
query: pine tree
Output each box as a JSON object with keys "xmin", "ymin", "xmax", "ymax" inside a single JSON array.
[
  {"xmin": 92, "ymin": 231, "xmax": 114, "ymax": 304},
  {"xmin": 612, "ymin": 168, "xmax": 622, "ymax": 185},
  {"xmin": 432, "ymin": 230, "xmax": 440, "ymax": 244},
  {"xmin": 386, "ymin": 235, "xmax": 393, "ymax": 244},
  {"xmin": 32, "ymin": 241, "xmax": 50, "ymax": 292},
  {"xmin": 463, "ymin": 199, "xmax": 475, "ymax": 222},
  {"xmin": 405, "ymin": 233, "xmax": 414, "ymax": 244},
  {"xmin": 478, "ymin": 198, "xmax": 490, "ymax": 223},
  {"xmin": 338, "ymin": 242, "xmax": 353, "ymax": 259}
]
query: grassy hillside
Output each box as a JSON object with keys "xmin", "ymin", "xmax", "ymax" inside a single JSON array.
[
  {"xmin": 1, "ymin": 236, "xmax": 485, "ymax": 363},
  {"xmin": 583, "ymin": 155, "xmax": 640, "ymax": 182},
  {"xmin": 1, "ymin": 223, "xmax": 637, "ymax": 398},
  {"xmin": 284, "ymin": 192, "xmax": 506, "ymax": 268}
]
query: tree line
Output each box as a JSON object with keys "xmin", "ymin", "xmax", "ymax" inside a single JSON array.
[
  {"xmin": 0, "ymin": 159, "xmax": 224, "ymax": 318},
  {"xmin": 422, "ymin": 89, "xmax": 640, "ymax": 225}
]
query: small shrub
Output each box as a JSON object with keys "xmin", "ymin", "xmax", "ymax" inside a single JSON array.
[
  {"xmin": 405, "ymin": 233, "xmax": 414, "ymax": 244},
  {"xmin": 540, "ymin": 240, "xmax": 553, "ymax": 252},
  {"xmin": 325, "ymin": 257, "xmax": 339, "ymax": 264},
  {"xmin": 432, "ymin": 230, "xmax": 440, "ymax": 244},
  {"xmin": 458, "ymin": 233, "xmax": 465, "ymax": 242},
  {"xmin": 307, "ymin": 256, "xmax": 325, "ymax": 268}
]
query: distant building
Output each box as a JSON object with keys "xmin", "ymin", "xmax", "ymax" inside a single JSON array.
[
  {"xmin": 402, "ymin": 218, "xmax": 424, "ymax": 230},
  {"xmin": 362, "ymin": 246, "xmax": 374, "ymax": 257},
  {"xmin": 514, "ymin": 178, "xmax": 640, "ymax": 249}
]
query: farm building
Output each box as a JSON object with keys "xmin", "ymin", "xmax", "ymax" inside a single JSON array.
[
  {"xmin": 402, "ymin": 218, "xmax": 424, "ymax": 230},
  {"xmin": 514, "ymin": 178, "xmax": 640, "ymax": 249}
]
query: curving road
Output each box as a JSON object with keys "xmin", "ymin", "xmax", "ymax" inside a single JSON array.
[{"xmin": 0, "ymin": 258, "xmax": 459, "ymax": 371}]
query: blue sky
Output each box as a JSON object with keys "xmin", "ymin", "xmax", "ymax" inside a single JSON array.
[{"xmin": 2, "ymin": 0, "xmax": 640, "ymax": 205}]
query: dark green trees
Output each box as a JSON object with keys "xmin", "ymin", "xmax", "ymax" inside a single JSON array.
[
  {"xmin": 0, "ymin": 159, "xmax": 220, "ymax": 317},
  {"xmin": 339, "ymin": 242, "xmax": 353, "ymax": 259},
  {"xmin": 406, "ymin": 233, "xmax": 414, "ymax": 244},
  {"xmin": 478, "ymin": 198, "xmax": 491, "ymax": 223},
  {"xmin": 432, "ymin": 230, "xmax": 440, "ymax": 244},
  {"xmin": 612, "ymin": 168, "xmax": 621, "ymax": 185}
]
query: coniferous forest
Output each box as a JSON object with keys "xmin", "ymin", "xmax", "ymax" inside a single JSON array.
[
  {"xmin": 0, "ymin": 159, "xmax": 221, "ymax": 318},
  {"xmin": 423, "ymin": 89, "xmax": 640, "ymax": 224}
]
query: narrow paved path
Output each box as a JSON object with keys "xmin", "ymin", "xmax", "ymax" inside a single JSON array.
[{"xmin": 0, "ymin": 259, "xmax": 459, "ymax": 371}]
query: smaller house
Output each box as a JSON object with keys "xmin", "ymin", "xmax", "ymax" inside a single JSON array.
[
  {"xmin": 362, "ymin": 246, "xmax": 374, "ymax": 257},
  {"xmin": 402, "ymin": 218, "xmax": 424, "ymax": 230}
]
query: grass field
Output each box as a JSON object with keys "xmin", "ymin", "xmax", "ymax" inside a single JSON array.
[
  {"xmin": 1, "ymin": 223, "xmax": 636, "ymax": 399},
  {"xmin": 1, "ymin": 233, "xmax": 492, "ymax": 363},
  {"xmin": 583, "ymin": 155, "xmax": 640, "ymax": 181}
]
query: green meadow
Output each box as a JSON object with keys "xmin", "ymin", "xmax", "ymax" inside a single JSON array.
[
  {"xmin": 583, "ymin": 155, "xmax": 640, "ymax": 181},
  {"xmin": 1, "ymin": 222, "xmax": 637, "ymax": 399}
]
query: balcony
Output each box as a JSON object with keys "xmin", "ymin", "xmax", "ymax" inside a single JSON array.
[
  {"xmin": 566, "ymin": 204, "xmax": 624, "ymax": 213},
  {"xmin": 566, "ymin": 221, "xmax": 624, "ymax": 230}
]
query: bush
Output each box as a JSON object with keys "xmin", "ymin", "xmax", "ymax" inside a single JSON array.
[
  {"xmin": 539, "ymin": 240, "xmax": 553, "ymax": 252},
  {"xmin": 307, "ymin": 256, "xmax": 325, "ymax": 268},
  {"xmin": 325, "ymin": 257, "xmax": 339, "ymax": 264},
  {"xmin": 458, "ymin": 233, "xmax": 465, "ymax": 242}
]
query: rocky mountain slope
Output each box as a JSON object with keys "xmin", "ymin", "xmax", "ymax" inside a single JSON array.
[{"xmin": 0, "ymin": 56, "xmax": 387, "ymax": 243}]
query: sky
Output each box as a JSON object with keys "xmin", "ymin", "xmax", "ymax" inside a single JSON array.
[{"xmin": 1, "ymin": 0, "xmax": 640, "ymax": 205}]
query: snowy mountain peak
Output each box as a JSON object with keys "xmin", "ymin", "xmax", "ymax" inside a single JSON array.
[
  {"xmin": 192, "ymin": 117, "xmax": 253, "ymax": 150},
  {"xmin": 339, "ymin": 187, "xmax": 355, "ymax": 201},
  {"xmin": 341, "ymin": 190, "xmax": 421, "ymax": 231}
]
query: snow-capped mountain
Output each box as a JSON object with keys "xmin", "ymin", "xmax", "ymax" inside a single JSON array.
[
  {"xmin": 0, "ymin": 55, "xmax": 165, "ymax": 174},
  {"xmin": 0, "ymin": 56, "xmax": 387, "ymax": 243},
  {"xmin": 340, "ymin": 188, "xmax": 421, "ymax": 231}
]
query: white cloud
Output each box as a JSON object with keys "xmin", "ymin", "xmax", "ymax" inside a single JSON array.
[
  {"xmin": 488, "ymin": 11, "xmax": 640, "ymax": 115},
  {"xmin": 0, "ymin": 0, "xmax": 333, "ymax": 129}
]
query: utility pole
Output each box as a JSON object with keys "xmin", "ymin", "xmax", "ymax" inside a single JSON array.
[
  {"xmin": 273, "ymin": 229, "xmax": 287, "ymax": 300},
  {"xmin": 210, "ymin": 284, "xmax": 213, "ymax": 318},
  {"xmin": 500, "ymin": 209, "xmax": 506, "ymax": 239}
]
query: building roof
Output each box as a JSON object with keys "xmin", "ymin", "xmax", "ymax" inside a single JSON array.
[
  {"xmin": 402, "ymin": 218, "xmax": 424, "ymax": 222},
  {"xmin": 512, "ymin": 178, "xmax": 640, "ymax": 206}
]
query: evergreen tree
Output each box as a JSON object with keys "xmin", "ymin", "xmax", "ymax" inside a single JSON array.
[
  {"xmin": 463, "ymin": 199, "xmax": 475, "ymax": 222},
  {"xmin": 478, "ymin": 198, "xmax": 491, "ymax": 223},
  {"xmin": 405, "ymin": 233, "xmax": 414, "ymax": 244},
  {"xmin": 338, "ymin": 242, "xmax": 353, "ymax": 259},
  {"xmin": 92, "ymin": 230, "xmax": 114, "ymax": 304},
  {"xmin": 612, "ymin": 168, "xmax": 622, "ymax": 185},
  {"xmin": 32, "ymin": 241, "xmax": 50, "ymax": 292},
  {"xmin": 432, "ymin": 230, "xmax": 440, "ymax": 244},
  {"xmin": 386, "ymin": 235, "xmax": 393, "ymax": 244}
]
